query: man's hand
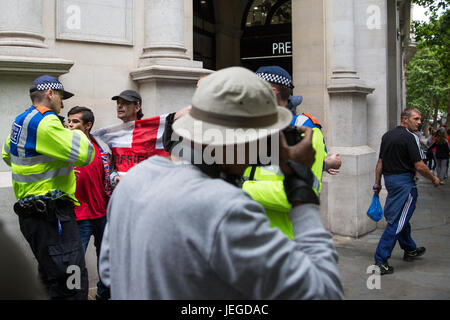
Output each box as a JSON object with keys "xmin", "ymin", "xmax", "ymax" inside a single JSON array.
[
  {"xmin": 174, "ymin": 105, "xmax": 191, "ymax": 121},
  {"xmin": 415, "ymin": 160, "xmax": 440, "ymax": 187},
  {"xmin": 373, "ymin": 183, "xmax": 382, "ymax": 195},
  {"xmin": 279, "ymin": 126, "xmax": 315, "ymax": 175},
  {"xmin": 432, "ymin": 176, "xmax": 440, "ymax": 187},
  {"xmin": 327, "ymin": 168, "xmax": 340, "ymax": 175},
  {"xmin": 325, "ymin": 153, "xmax": 342, "ymax": 175}
]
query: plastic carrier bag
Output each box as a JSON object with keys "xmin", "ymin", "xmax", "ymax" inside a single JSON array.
[{"xmin": 367, "ymin": 194, "xmax": 383, "ymax": 222}]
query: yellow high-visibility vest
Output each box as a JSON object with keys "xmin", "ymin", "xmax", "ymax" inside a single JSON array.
[
  {"xmin": 2, "ymin": 105, "xmax": 95, "ymax": 203},
  {"xmin": 242, "ymin": 119, "xmax": 328, "ymax": 239}
]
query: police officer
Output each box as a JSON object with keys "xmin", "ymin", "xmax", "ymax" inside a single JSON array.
[
  {"xmin": 240, "ymin": 66, "xmax": 340, "ymax": 239},
  {"xmin": 2, "ymin": 75, "xmax": 95, "ymax": 299}
]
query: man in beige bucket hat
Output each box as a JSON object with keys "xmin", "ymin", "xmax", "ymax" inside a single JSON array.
[{"xmin": 99, "ymin": 67, "xmax": 344, "ymax": 300}]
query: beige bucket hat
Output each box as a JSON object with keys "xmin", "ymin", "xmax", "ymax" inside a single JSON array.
[{"xmin": 172, "ymin": 66, "xmax": 292, "ymax": 146}]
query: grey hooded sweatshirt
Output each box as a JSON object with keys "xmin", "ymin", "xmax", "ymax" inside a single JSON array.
[{"xmin": 99, "ymin": 156, "xmax": 343, "ymax": 300}]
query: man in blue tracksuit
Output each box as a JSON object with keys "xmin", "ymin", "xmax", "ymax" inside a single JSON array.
[{"xmin": 373, "ymin": 108, "xmax": 440, "ymax": 275}]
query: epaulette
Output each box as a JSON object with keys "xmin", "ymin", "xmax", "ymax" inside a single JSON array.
[
  {"xmin": 35, "ymin": 106, "xmax": 52, "ymax": 115},
  {"xmin": 303, "ymin": 113, "xmax": 322, "ymax": 127}
]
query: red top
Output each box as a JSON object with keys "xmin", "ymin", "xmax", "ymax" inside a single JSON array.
[{"xmin": 74, "ymin": 140, "xmax": 109, "ymax": 221}]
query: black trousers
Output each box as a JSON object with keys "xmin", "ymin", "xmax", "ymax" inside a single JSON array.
[{"xmin": 16, "ymin": 197, "xmax": 88, "ymax": 300}]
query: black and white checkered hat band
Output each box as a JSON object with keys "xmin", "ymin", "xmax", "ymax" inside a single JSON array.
[
  {"xmin": 36, "ymin": 82, "xmax": 64, "ymax": 91},
  {"xmin": 256, "ymin": 72, "xmax": 293, "ymax": 88}
]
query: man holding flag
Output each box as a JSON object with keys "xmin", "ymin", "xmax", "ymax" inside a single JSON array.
[
  {"xmin": 92, "ymin": 89, "xmax": 167, "ymax": 185},
  {"xmin": 92, "ymin": 89, "xmax": 189, "ymax": 185}
]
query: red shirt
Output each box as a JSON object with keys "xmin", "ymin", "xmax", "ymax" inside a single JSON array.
[{"xmin": 74, "ymin": 140, "xmax": 109, "ymax": 221}]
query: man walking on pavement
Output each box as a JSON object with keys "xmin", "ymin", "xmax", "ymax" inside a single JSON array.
[
  {"xmin": 2, "ymin": 75, "xmax": 95, "ymax": 299},
  {"xmin": 373, "ymin": 107, "xmax": 440, "ymax": 275}
]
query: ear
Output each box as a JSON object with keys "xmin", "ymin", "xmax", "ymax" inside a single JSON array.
[
  {"xmin": 86, "ymin": 121, "xmax": 93, "ymax": 132},
  {"xmin": 45, "ymin": 88, "xmax": 54, "ymax": 99},
  {"xmin": 271, "ymin": 87, "xmax": 278, "ymax": 95}
]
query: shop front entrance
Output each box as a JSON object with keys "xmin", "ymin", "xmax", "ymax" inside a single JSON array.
[{"xmin": 240, "ymin": 0, "xmax": 292, "ymax": 74}]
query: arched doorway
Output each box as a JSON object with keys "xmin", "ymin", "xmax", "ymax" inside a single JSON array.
[
  {"xmin": 193, "ymin": 0, "xmax": 216, "ymax": 70},
  {"xmin": 240, "ymin": 0, "xmax": 292, "ymax": 74}
]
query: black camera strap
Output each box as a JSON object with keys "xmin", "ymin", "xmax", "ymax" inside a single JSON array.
[{"xmin": 284, "ymin": 160, "xmax": 320, "ymax": 205}]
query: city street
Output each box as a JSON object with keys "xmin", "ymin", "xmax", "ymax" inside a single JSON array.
[
  {"xmin": 335, "ymin": 176, "xmax": 450, "ymax": 299},
  {"xmin": 0, "ymin": 0, "xmax": 448, "ymax": 303}
]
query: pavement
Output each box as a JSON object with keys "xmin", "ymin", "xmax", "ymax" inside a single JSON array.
[{"xmin": 334, "ymin": 175, "xmax": 450, "ymax": 300}]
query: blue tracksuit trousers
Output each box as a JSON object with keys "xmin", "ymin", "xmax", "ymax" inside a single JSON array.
[{"xmin": 374, "ymin": 187, "xmax": 418, "ymax": 264}]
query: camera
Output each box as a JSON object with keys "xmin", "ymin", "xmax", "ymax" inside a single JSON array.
[
  {"xmin": 263, "ymin": 126, "xmax": 303, "ymax": 163},
  {"xmin": 282, "ymin": 126, "xmax": 304, "ymax": 146},
  {"xmin": 266, "ymin": 125, "xmax": 304, "ymax": 152}
]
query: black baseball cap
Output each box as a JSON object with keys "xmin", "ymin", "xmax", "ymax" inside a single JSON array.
[{"xmin": 111, "ymin": 90, "xmax": 142, "ymax": 105}]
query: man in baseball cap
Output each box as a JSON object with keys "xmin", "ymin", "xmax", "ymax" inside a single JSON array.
[
  {"xmin": 99, "ymin": 67, "xmax": 343, "ymax": 300},
  {"xmin": 111, "ymin": 89, "xmax": 144, "ymax": 123}
]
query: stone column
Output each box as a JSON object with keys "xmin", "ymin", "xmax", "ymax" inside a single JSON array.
[
  {"xmin": 0, "ymin": 0, "xmax": 47, "ymax": 50},
  {"xmin": 0, "ymin": 0, "xmax": 73, "ymax": 73},
  {"xmin": 0, "ymin": 0, "xmax": 73, "ymax": 172},
  {"xmin": 325, "ymin": 0, "xmax": 377, "ymax": 237},
  {"xmin": 130, "ymin": 0, "xmax": 210, "ymax": 116},
  {"xmin": 140, "ymin": 0, "xmax": 188, "ymax": 61},
  {"xmin": 328, "ymin": 0, "xmax": 373, "ymax": 98}
]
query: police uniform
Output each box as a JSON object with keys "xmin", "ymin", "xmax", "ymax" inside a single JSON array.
[
  {"xmin": 2, "ymin": 75, "xmax": 94, "ymax": 299},
  {"xmin": 242, "ymin": 66, "xmax": 327, "ymax": 239}
]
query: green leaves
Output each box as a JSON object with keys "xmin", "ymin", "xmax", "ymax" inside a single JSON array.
[
  {"xmin": 412, "ymin": 0, "xmax": 448, "ymax": 13},
  {"xmin": 408, "ymin": 48, "xmax": 438, "ymax": 111},
  {"xmin": 408, "ymin": 1, "xmax": 449, "ymax": 125}
]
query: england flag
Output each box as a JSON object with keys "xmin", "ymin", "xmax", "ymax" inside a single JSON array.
[{"xmin": 92, "ymin": 115, "xmax": 169, "ymax": 176}]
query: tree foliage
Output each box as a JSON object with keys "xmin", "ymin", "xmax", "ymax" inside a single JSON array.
[
  {"xmin": 406, "ymin": 47, "xmax": 446, "ymax": 112},
  {"xmin": 412, "ymin": 5, "xmax": 450, "ymax": 79},
  {"xmin": 409, "ymin": 1, "xmax": 449, "ymax": 128},
  {"xmin": 412, "ymin": 0, "xmax": 448, "ymax": 14}
]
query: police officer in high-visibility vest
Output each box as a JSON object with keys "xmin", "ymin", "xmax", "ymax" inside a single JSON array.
[
  {"xmin": 242, "ymin": 66, "xmax": 342, "ymax": 239},
  {"xmin": 2, "ymin": 75, "xmax": 95, "ymax": 299}
]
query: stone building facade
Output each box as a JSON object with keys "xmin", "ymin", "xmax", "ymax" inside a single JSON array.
[{"xmin": 0, "ymin": 0, "xmax": 414, "ymax": 270}]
